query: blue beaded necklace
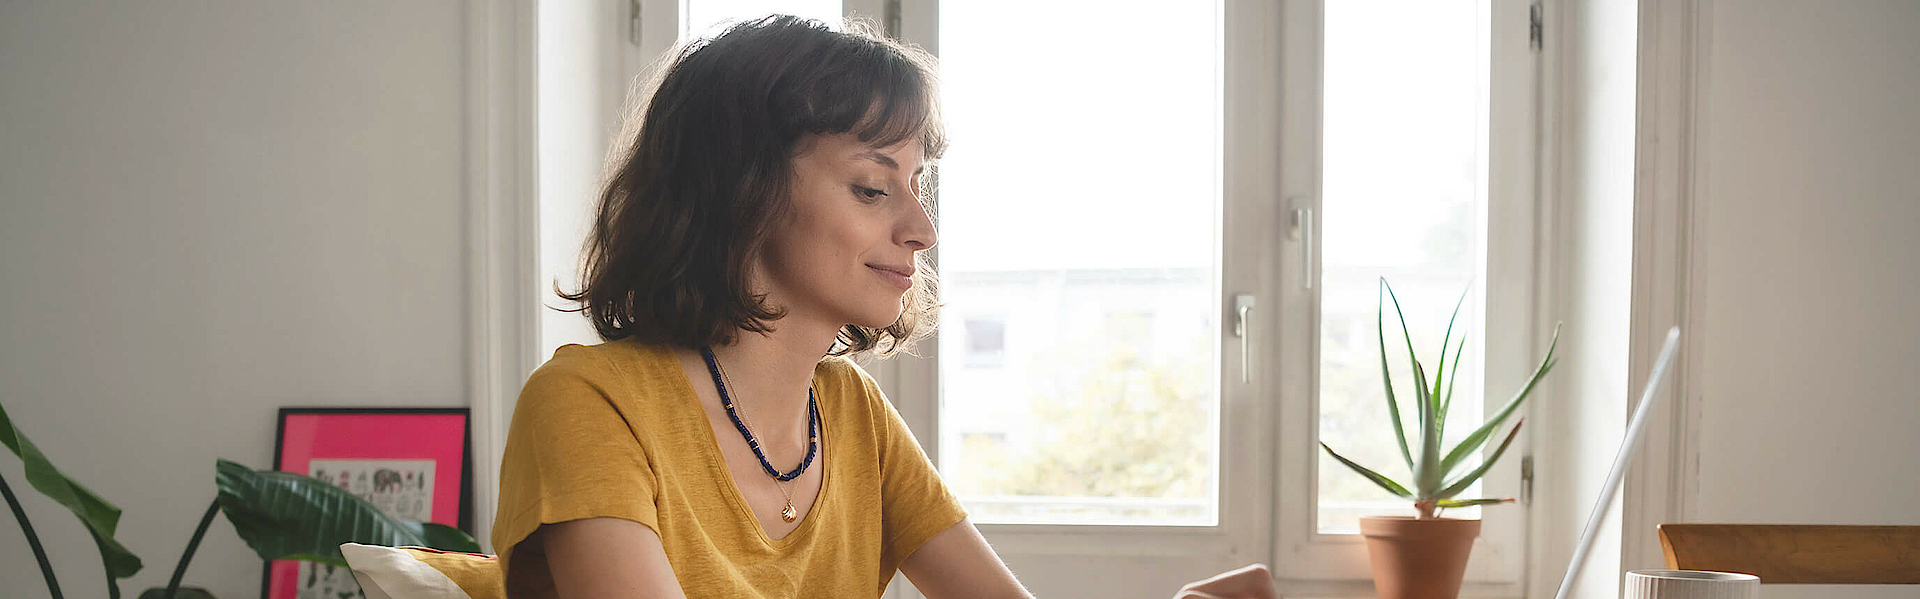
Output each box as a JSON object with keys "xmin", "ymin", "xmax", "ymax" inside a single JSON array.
[{"xmin": 699, "ymin": 346, "xmax": 819, "ymax": 483}]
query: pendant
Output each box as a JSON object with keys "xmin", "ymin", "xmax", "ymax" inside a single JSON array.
[{"xmin": 781, "ymin": 503, "xmax": 798, "ymax": 522}]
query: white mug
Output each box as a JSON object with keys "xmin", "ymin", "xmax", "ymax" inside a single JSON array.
[{"xmin": 1624, "ymin": 570, "xmax": 1760, "ymax": 599}]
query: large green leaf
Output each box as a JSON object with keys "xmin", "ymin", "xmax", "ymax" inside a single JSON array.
[
  {"xmin": 1375, "ymin": 281, "xmax": 1414, "ymax": 470},
  {"xmin": 213, "ymin": 459, "xmax": 480, "ymax": 567},
  {"xmin": 137, "ymin": 587, "xmax": 217, "ymax": 599},
  {"xmin": 1410, "ymin": 360, "xmax": 1444, "ymax": 496},
  {"xmin": 1433, "ymin": 287, "xmax": 1469, "ymax": 444},
  {"xmin": 1435, "ymin": 498, "xmax": 1513, "ymax": 509},
  {"xmin": 1383, "ymin": 281, "xmax": 1444, "ymax": 497},
  {"xmin": 0, "ymin": 400, "xmax": 143, "ymax": 578},
  {"xmin": 1319, "ymin": 442, "xmax": 1413, "ymax": 499},
  {"xmin": 1432, "ymin": 287, "xmax": 1469, "ymax": 401},
  {"xmin": 1440, "ymin": 323, "xmax": 1561, "ymax": 475},
  {"xmin": 1381, "ymin": 280, "xmax": 1428, "ymax": 435},
  {"xmin": 1440, "ymin": 330, "xmax": 1468, "ymax": 432},
  {"xmin": 406, "ymin": 519, "xmax": 484, "ymax": 553},
  {"xmin": 1438, "ymin": 418, "xmax": 1526, "ymax": 499}
]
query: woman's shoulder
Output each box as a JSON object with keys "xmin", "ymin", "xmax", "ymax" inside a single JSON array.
[
  {"xmin": 812, "ymin": 354, "xmax": 881, "ymax": 399},
  {"xmin": 521, "ymin": 337, "xmax": 684, "ymax": 403},
  {"xmin": 812, "ymin": 355, "xmax": 911, "ymax": 434}
]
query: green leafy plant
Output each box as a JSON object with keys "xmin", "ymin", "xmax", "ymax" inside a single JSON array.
[
  {"xmin": 1, "ymin": 401, "xmax": 479, "ymax": 599},
  {"xmin": 1320, "ymin": 279, "xmax": 1560, "ymax": 520}
]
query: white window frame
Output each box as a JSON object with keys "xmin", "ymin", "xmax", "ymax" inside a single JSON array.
[
  {"xmin": 584, "ymin": 0, "xmax": 1547, "ymax": 595},
  {"xmin": 868, "ymin": 0, "xmax": 1273, "ymax": 570},
  {"xmin": 1264, "ymin": 0, "xmax": 1542, "ymax": 595}
]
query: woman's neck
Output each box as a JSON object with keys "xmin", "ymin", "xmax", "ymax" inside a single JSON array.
[{"xmin": 704, "ymin": 318, "xmax": 841, "ymax": 425}]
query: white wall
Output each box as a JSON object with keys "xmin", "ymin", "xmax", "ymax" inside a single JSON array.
[
  {"xmin": 1, "ymin": 2, "xmax": 473, "ymax": 598},
  {"xmin": 1686, "ymin": 1, "xmax": 1920, "ymax": 598}
]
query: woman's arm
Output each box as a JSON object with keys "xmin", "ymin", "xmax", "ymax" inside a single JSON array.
[
  {"xmin": 899, "ymin": 518, "xmax": 1033, "ymax": 599},
  {"xmin": 899, "ymin": 519, "xmax": 1278, "ymax": 599},
  {"xmin": 533, "ymin": 517, "xmax": 688, "ymax": 599},
  {"xmin": 1173, "ymin": 564, "xmax": 1277, "ymax": 599}
]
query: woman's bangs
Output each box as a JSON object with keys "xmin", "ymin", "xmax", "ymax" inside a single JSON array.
[
  {"xmin": 809, "ymin": 54, "xmax": 946, "ymax": 159},
  {"xmin": 856, "ymin": 92, "xmax": 945, "ymax": 159}
]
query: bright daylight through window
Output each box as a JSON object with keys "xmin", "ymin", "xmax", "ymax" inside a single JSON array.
[
  {"xmin": 934, "ymin": 1, "xmax": 1223, "ymax": 526},
  {"xmin": 1316, "ymin": 0, "xmax": 1491, "ymax": 533}
]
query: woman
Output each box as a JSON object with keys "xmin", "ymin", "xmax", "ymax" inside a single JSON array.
[{"xmin": 492, "ymin": 15, "xmax": 1277, "ymax": 599}]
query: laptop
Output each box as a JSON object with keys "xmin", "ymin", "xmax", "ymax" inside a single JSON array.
[{"xmin": 1550, "ymin": 326, "xmax": 1683, "ymax": 599}]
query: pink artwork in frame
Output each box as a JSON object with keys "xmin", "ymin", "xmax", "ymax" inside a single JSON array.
[{"xmin": 264, "ymin": 408, "xmax": 471, "ymax": 599}]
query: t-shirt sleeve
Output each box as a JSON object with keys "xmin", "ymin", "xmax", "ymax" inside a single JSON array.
[
  {"xmin": 491, "ymin": 347, "xmax": 659, "ymax": 568},
  {"xmin": 853, "ymin": 366, "xmax": 969, "ymax": 571}
]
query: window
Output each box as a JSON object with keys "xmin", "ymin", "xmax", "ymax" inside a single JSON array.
[
  {"xmin": 878, "ymin": 4, "xmax": 1271, "ymax": 596},
  {"xmin": 960, "ymin": 315, "xmax": 1005, "ymax": 368},
  {"xmin": 577, "ymin": 1, "xmax": 1544, "ymax": 595},
  {"xmin": 933, "ymin": 0, "xmax": 1225, "ymax": 526},
  {"xmin": 1264, "ymin": 0, "xmax": 1540, "ymax": 589},
  {"xmin": 1315, "ymin": 0, "xmax": 1491, "ymax": 534}
]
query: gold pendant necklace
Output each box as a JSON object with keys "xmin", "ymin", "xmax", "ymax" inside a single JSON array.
[
  {"xmin": 768, "ymin": 440, "xmax": 801, "ymax": 522},
  {"xmin": 712, "ymin": 357, "xmax": 810, "ymax": 524},
  {"xmin": 771, "ymin": 472, "xmax": 799, "ymax": 522},
  {"xmin": 778, "ymin": 483, "xmax": 799, "ymax": 523}
]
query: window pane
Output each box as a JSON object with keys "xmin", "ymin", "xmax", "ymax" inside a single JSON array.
[
  {"xmin": 1317, "ymin": 0, "xmax": 1491, "ymax": 533},
  {"xmin": 681, "ymin": 0, "xmax": 840, "ymax": 39},
  {"xmin": 936, "ymin": 1, "xmax": 1223, "ymax": 526}
]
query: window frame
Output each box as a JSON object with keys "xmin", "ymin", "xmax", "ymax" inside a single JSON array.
[
  {"xmin": 862, "ymin": 0, "xmax": 1275, "ymax": 566},
  {"xmin": 1263, "ymin": 0, "xmax": 1542, "ymax": 591},
  {"xmin": 866, "ymin": 0, "xmax": 1543, "ymax": 591},
  {"xmin": 590, "ymin": 0, "xmax": 1547, "ymax": 594}
]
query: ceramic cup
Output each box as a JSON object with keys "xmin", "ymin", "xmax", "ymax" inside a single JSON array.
[{"xmin": 1624, "ymin": 570, "xmax": 1760, "ymax": 599}]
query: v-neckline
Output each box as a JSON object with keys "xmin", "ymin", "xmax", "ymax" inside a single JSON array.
[{"xmin": 664, "ymin": 344, "xmax": 831, "ymax": 548}]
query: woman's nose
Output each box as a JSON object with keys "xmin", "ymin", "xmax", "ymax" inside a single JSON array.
[{"xmin": 899, "ymin": 199, "xmax": 937, "ymax": 250}]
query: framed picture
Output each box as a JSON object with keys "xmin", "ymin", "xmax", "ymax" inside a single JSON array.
[{"xmin": 262, "ymin": 408, "xmax": 471, "ymax": 599}]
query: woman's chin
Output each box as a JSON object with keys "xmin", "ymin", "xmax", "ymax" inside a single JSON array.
[
  {"xmin": 850, "ymin": 314, "xmax": 902, "ymax": 330},
  {"xmin": 841, "ymin": 294, "xmax": 907, "ymax": 329},
  {"xmin": 848, "ymin": 305, "xmax": 905, "ymax": 330}
]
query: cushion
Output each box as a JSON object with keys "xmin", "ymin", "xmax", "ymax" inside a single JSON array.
[{"xmin": 340, "ymin": 543, "xmax": 505, "ymax": 599}]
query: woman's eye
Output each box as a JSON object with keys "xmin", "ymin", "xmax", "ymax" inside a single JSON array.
[{"xmin": 854, "ymin": 185, "xmax": 889, "ymax": 201}]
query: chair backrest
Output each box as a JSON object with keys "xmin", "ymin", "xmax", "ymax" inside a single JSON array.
[{"xmin": 1658, "ymin": 524, "xmax": 1920, "ymax": 584}]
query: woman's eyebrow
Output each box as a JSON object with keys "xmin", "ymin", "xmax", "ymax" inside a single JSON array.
[{"xmin": 854, "ymin": 149, "xmax": 926, "ymax": 176}]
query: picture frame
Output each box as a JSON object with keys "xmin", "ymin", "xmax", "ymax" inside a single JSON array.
[{"xmin": 261, "ymin": 407, "xmax": 472, "ymax": 599}]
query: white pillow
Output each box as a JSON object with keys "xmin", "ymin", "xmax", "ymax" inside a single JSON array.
[{"xmin": 340, "ymin": 543, "xmax": 475, "ymax": 599}]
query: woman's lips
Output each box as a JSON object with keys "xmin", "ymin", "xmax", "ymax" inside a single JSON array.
[{"xmin": 868, "ymin": 264, "xmax": 913, "ymax": 289}]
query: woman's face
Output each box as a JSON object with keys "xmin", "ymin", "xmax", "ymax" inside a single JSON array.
[{"xmin": 754, "ymin": 132, "xmax": 936, "ymax": 331}]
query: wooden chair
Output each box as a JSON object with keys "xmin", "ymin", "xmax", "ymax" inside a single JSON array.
[{"xmin": 1657, "ymin": 524, "xmax": 1920, "ymax": 584}]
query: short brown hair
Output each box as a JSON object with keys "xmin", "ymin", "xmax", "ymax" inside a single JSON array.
[{"xmin": 555, "ymin": 15, "xmax": 945, "ymax": 357}]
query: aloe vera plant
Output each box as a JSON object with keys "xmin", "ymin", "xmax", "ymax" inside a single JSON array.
[{"xmin": 1320, "ymin": 278, "xmax": 1560, "ymax": 520}]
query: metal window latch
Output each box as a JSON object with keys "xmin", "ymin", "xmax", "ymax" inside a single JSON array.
[
  {"xmin": 884, "ymin": 0, "xmax": 902, "ymax": 39},
  {"xmin": 1521, "ymin": 454, "xmax": 1535, "ymax": 505},
  {"xmin": 629, "ymin": 0, "xmax": 643, "ymax": 46},
  {"xmin": 1234, "ymin": 294, "xmax": 1256, "ymax": 383},
  {"xmin": 1289, "ymin": 197, "xmax": 1314, "ymax": 290},
  {"xmin": 1529, "ymin": 2, "xmax": 1544, "ymax": 52}
]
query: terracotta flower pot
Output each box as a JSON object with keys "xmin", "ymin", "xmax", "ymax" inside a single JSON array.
[{"xmin": 1359, "ymin": 516, "xmax": 1481, "ymax": 599}]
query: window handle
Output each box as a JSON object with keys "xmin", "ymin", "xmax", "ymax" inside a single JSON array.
[
  {"xmin": 1234, "ymin": 294, "xmax": 1256, "ymax": 383},
  {"xmin": 1290, "ymin": 199, "xmax": 1314, "ymax": 290}
]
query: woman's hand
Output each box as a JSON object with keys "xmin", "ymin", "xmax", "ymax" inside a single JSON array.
[{"xmin": 1173, "ymin": 564, "xmax": 1278, "ymax": 599}]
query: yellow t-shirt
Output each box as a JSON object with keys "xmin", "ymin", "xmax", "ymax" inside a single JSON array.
[{"xmin": 491, "ymin": 338, "xmax": 967, "ymax": 599}]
